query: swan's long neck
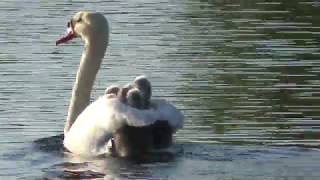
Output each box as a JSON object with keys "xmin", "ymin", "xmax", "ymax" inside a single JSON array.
[{"xmin": 64, "ymin": 34, "xmax": 108, "ymax": 134}]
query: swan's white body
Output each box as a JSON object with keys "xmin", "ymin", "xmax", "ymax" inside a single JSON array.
[
  {"xmin": 57, "ymin": 11, "xmax": 184, "ymax": 157},
  {"xmin": 64, "ymin": 96, "xmax": 183, "ymax": 156}
]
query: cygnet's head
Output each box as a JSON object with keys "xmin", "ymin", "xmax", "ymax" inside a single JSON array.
[
  {"xmin": 104, "ymin": 85, "xmax": 120, "ymax": 99},
  {"xmin": 126, "ymin": 88, "xmax": 143, "ymax": 109},
  {"xmin": 118, "ymin": 84, "xmax": 133, "ymax": 103},
  {"xmin": 133, "ymin": 75, "xmax": 151, "ymax": 108},
  {"xmin": 56, "ymin": 11, "xmax": 109, "ymax": 45},
  {"xmin": 105, "ymin": 85, "xmax": 120, "ymax": 95}
]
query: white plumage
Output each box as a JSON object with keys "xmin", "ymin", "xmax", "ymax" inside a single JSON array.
[
  {"xmin": 64, "ymin": 96, "xmax": 183, "ymax": 156},
  {"xmin": 57, "ymin": 11, "xmax": 184, "ymax": 157}
]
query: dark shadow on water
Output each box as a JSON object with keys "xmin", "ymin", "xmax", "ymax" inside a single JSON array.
[
  {"xmin": 32, "ymin": 134, "xmax": 182, "ymax": 179},
  {"xmin": 33, "ymin": 134, "xmax": 65, "ymax": 155}
]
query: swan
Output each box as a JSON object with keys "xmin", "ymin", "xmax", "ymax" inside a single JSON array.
[{"xmin": 56, "ymin": 11, "xmax": 183, "ymax": 157}]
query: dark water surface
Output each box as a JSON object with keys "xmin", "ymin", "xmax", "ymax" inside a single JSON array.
[{"xmin": 0, "ymin": 0, "xmax": 320, "ymax": 179}]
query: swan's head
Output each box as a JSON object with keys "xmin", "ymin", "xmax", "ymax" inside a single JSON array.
[{"xmin": 56, "ymin": 11, "xmax": 109, "ymax": 45}]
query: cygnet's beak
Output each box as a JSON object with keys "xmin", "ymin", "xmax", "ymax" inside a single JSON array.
[{"xmin": 56, "ymin": 25, "xmax": 76, "ymax": 45}]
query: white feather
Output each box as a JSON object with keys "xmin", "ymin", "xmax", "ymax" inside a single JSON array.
[
  {"xmin": 151, "ymin": 99, "xmax": 184, "ymax": 130},
  {"xmin": 64, "ymin": 95, "xmax": 183, "ymax": 156}
]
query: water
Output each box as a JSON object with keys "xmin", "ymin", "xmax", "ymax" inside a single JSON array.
[{"xmin": 0, "ymin": 0, "xmax": 320, "ymax": 179}]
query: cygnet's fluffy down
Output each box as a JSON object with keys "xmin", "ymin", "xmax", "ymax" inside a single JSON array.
[
  {"xmin": 105, "ymin": 85, "xmax": 120, "ymax": 95},
  {"xmin": 105, "ymin": 85, "xmax": 120, "ymax": 99},
  {"xmin": 126, "ymin": 88, "xmax": 143, "ymax": 109},
  {"xmin": 133, "ymin": 75, "xmax": 151, "ymax": 109}
]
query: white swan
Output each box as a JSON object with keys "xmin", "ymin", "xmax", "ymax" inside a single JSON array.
[{"xmin": 56, "ymin": 11, "xmax": 183, "ymax": 157}]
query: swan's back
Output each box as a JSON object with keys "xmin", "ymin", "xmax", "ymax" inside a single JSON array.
[{"xmin": 64, "ymin": 95, "xmax": 183, "ymax": 157}]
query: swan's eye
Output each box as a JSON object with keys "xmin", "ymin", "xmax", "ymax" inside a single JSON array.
[
  {"xmin": 76, "ymin": 17, "xmax": 82, "ymax": 22},
  {"xmin": 67, "ymin": 19, "xmax": 74, "ymax": 28}
]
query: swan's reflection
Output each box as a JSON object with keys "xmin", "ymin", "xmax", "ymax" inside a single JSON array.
[{"xmin": 35, "ymin": 134, "xmax": 181, "ymax": 179}]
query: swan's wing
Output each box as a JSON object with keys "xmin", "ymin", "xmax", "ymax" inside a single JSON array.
[
  {"xmin": 151, "ymin": 99, "xmax": 184, "ymax": 130},
  {"xmin": 63, "ymin": 96, "xmax": 114, "ymax": 156},
  {"xmin": 64, "ymin": 95, "xmax": 158, "ymax": 156}
]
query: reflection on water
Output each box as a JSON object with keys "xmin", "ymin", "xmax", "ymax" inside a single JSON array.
[
  {"xmin": 175, "ymin": 0, "xmax": 320, "ymax": 147},
  {"xmin": 0, "ymin": 0, "xmax": 320, "ymax": 179}
]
